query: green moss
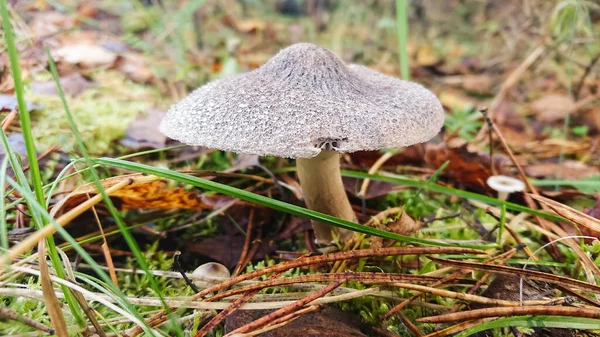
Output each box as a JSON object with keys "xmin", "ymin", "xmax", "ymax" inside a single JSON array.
[{"xmin": 28, "ymin": 71, "xmax": 160, "ymax": 154}]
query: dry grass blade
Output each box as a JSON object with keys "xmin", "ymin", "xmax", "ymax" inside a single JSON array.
[
  {"xmin": 222, "ymin": 280, "xmax": 344, "ymax": 337},
  {"xmin": 418, "ymin": 305, "xmax": 600, "ymax": 323},
  {"xmin": 429, "ymin": 257, "xmax": 600, "ymax": 295},
  {"xmin": 530, "ymin": 194, "xmax": 600, "ymax": 233},
  {"xmin": 7, "ymin": 178, "xmax": 133, "ymax": 262},
  {"xmin": 38, "ymin": 241, "xmax": 69, "ymax": 337}
]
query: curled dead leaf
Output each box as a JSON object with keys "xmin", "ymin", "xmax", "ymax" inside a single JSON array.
[{"xmin": 54, "ymin": 174, "xmax": 212, "ymax": 215}]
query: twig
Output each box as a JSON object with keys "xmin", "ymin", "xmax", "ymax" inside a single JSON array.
[
  {"xmin": 130, "ymin": 247, "xmax": 482, "ymax": 336},
  {"xmin": 429, "ymin": 257, "xmax": 600, "ymax": 294},
  {"xmin": 208, "ymin": 272, "xmax": 441, "ymax": 302},
  {"xmin": 0, "ymin": 307, "xmax": 54, "ymax": 334},
  {"xmin": 233, "ymin": 209, "xmax": 254, "ymax": 277},
  {"xmin": 574, "ymin": 53, "xmax": 600, "ymax": 100},
  {"xmin": 223, "ymin": 280, "xmax": 344, "ymax": 337},
  {"xmin": 418, "ymin": 305, "xmax": 600, "ymax": 323},
  {"xmin": 384, "ymin": 247, "xmax": 520, "ymax": 320},
  {"xmin": 174, "ymin": 251, "xmax": 199, "ymax": 293}
]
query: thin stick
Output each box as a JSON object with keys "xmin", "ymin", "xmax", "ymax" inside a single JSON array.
[
  {"xmin": 233, "ymin": 209, "xmax": 254, "ymax": 277},
  {"xmin": 418, "ymin": 305, "xmax": 600, "ymax": 323},
  {"xmin": 0, "ymin": 307, "xmax": 54, "ymax": 334},
  {"xmin": 223, "ymin": 280, "xmax": 344, "ymax": 337},
  {"xmin": 429, "ymin": 256, "xmax": 600, "ymax": 294},
  {"xmin": 209, "ymin": 272, "xmax": 441, "ymax": 302},
  {"xmin": 383, "ymin": 248, "xmax": 518, "ymax": 319}
]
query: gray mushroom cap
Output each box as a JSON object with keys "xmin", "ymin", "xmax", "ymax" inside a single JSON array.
[{"xmin": 160, "ymin": 43, "xmax": 445, "ymax": 158}]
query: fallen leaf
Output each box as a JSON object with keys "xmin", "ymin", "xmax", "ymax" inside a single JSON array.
[
  {"xmin": 343, "ymin": 177, "xmax": 395, "ymax": 199},
  {"xmin": 525, "ymin": 160, "xmax": 599, "ymax": 180},
  {"xmin": 424, "ymin": 142, "xmax": 505, "ymax": 191},
  {"xmin": 53, "ymin": 44, "xmax": 118, "ymax": 68},
  {"xmin": 462, "ymin": 74, "xmax": 493, "ymax": 95},
  {"xmin": 367, "ymin": 208, "xmax": 422, "ymax": 249},
  {"xmin": 31, "ymin": 73, "xmax": 96, "ymax": 97},
  {"xmin": 225, "ymin": 306, "xmax": 367, "ymax": 337},
  {"xmin": 531, "ymin": 94, "xmax": 575, "ymax": 123},
  {"xmin": 55, "ymin": 174, "xmax": 213, "ymax": 214},
  {"xmin": 121, "ymin": 109, "xmax": 167, "ymax": 150},
  {"xmin": 416, "ymin": 44, "xmax": 441, "ymax": 67},
  {"xmin": 438, "ymin": 89, "xmax": 479, "ymax": 111},
  {"xmin": 116, "ymin": 53, "xmax": 154, "ymax": 84}
]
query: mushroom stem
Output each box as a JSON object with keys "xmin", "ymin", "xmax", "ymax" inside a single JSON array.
[
  {"xmin": 297, "ymin": 150, "xmax": 357, "ymax": 244},
  {"xmin": 497, "ymin": 191, "xmax": 509, "ymax": 201}
]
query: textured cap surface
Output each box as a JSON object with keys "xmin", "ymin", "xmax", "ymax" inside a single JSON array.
[{"xmin": 160, "ymin": 43, "xmax": 445, "ymax": 158}]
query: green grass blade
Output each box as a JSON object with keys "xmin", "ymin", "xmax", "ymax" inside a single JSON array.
[
  {"xmin": 0, "ymin": 156, "xmax": 8, "ymax": 249},
  {"xmin": 46, "ymin": 50, "xmax": 184, "ymax": 337},
  {"xmin": 396, "ymin": 0, "xmax": 410, "ymax": 80},
  {"xmin": 340, "ymin": 170, "xmax": 563, "ymax": 221},
  {"xmin": 0, "ymin": 1, "xmax": 85, "ymax": 325},
  {"xmin": 96, "ymin": 157, "xmax": 493, "ymax": 249},
  {"xmin": 0, "ymin": 0, "xmax": 46, "ymax": 214},
  {"xmin": 456, "ymin": 316, "xmax": 600, "ymax": 336}
]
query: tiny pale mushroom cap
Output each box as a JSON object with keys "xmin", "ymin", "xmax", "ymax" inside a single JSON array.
[
  {"xmin": 486, "ymin": 175, "xmax": 526, "ymax": 194},
  {"xmin": 160, "ymin": 43, "xmax": 445, "ymax": 158},
  {"xmin": 191, "ymin": 262, "xmax": 230, "ymax": 286}
]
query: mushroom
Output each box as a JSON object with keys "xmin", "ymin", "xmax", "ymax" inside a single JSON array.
[
  {"xmin": 486, "ymin": 175, "xmax": 525, "ymax": 201},
  {"xmin": 160, "ymin": 43, "xmax": 444, "ymax": 244},
  {"xmin": 191, "ymin": 262, "xmax": 230, "ymax": 287}
]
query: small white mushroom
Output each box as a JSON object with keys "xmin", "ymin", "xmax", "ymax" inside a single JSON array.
[
  {"xmin": 191, "ymin": 262, "xmax": 230, "ymax": 287},
  {"xmin": 486, "ymin": 175, "xmax": 526, "ymax": 201},
  {"xmin": 160, "ymin": 43, "xmax": 445, "ymax": 244}
]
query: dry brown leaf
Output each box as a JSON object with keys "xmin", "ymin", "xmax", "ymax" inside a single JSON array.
[
  {"xmin": 530, "ymin": 194, "xmax": 600, "ymax": 233},
  {"xmin": 462, "ymin": 74, "xmax": 493, "ymax": 95},
  {"xmin": 53, "ymin": 44, "xmax": 117, "ymax": 68},
  {"xmin": 55, "ymin": 174, "xmax": 212, "ymax": 214},
  {"xmin": 525, "ymin": 160, "xmax": 599, "ymax": 180},
  {"xmin": 116, "ymin": 53, "xmax": 154, "ymax": 84},
  {"xmin": 424, "ymin": 142, "xmax": 504, "ymax": 190},
  {"xmin": 121, "ymin": 109, "xmax": 167, "ymax": 150},
  {"xmin": 531, "ymin": 94, "xmax": 575, "ymax": 123},
  {"xmin": 31, "ymin": 73, "xmax": 96, "ymax": 98},
  {"xmin": 367, "ymin": 208, "xmax": 421, "ymax": 249}
]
